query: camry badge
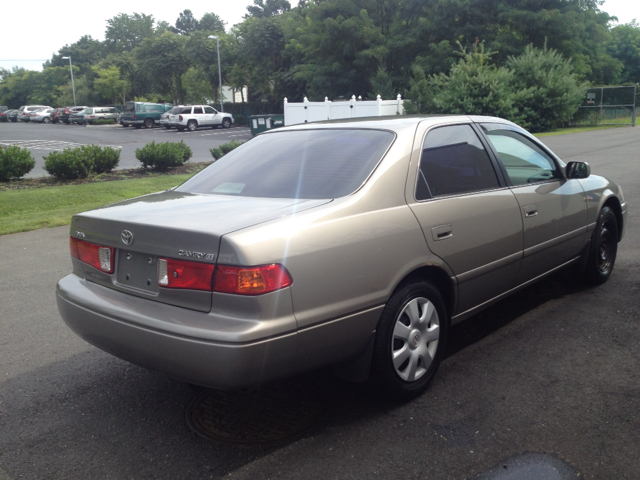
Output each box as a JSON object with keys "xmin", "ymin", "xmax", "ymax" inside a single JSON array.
[{"xmin": 121, "ymin": 230, "xmax": 134, "ymax": 245}]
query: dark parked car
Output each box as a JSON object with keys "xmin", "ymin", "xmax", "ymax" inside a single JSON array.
[
  {"xmin": 7, "ymin": 110, "xmax": 19, "ymax": 122},
  {"xmin": 0, "ymin": 109, "xmax": 14, "ymax": 122},
  {"xmin": 51, "ymin": 108, "xmax": 65, "ymax": 124},
  {"xmin": 120, "ymin": 101, "xmax": 172, "ymax": 128},
  {"xmin": 59, "ymin": 106, "xmax": 89, "ymax": 124},
  {"xmin": 56, "ymin": 115, "xmax": 627, "ymax": 400},
  {"xmin": 70, "ymin": 108, "xmax": 93, "ymax": 125}
]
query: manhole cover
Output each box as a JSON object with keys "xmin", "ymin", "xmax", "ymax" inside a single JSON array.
[{"xmin": 186, "ymin": 379, "xmax": 326, "ymax": 445}]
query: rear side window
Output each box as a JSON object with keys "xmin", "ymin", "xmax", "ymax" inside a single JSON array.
[
  {"xmin": 194, "ymin": 107, "xmax": 204, "ymax": 114},
  {"xmin": 416, "ymin": 124, "xmax": 499, "ymax": 200},
  {"xmin": 177, "ymin": 129, "xmax": 395, "ymax": 199}
]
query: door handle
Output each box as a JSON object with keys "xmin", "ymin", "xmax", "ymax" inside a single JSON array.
[
  {"xmin": 431, "ymin": 224, "xmax": 452, "ymax": 241},
  {"xmin": 524, "ymin": 204, "xmax": 538, "ymax": 218}
]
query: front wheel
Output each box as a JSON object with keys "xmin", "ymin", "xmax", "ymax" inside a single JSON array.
[
  {"xmin": 584, "ymin": 206, "xmax": 618, "ymax": 284},
  {"xmin": 371, "ymin": 281, "xmax": 448, "ymax": 401},
  {"xmin": 222, "ymin": 118, "xmax": 232, "ymax": 128}
]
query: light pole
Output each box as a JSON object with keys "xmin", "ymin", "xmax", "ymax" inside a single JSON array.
[
  {"xmin": 207, "ymin": 35, "xmax": 224, "ymax": 112},
  {"xmin": 61, "ymin": 56, "xmax": 76, "ymax": 106}
]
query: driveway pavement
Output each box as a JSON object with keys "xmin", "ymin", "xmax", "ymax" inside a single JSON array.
[{"xmin": 0, "ymin": 126, "xmax": 639, "ymax": 479}]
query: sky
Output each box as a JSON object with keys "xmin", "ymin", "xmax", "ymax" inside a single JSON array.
[{"xmin": 1, "ymin": 0, "xmax": 639, "ymax": 73}]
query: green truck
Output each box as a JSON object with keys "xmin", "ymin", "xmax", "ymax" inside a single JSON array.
[{"xmin": 120, "ymin": 101, "xmax": 172, "ymax": 129}]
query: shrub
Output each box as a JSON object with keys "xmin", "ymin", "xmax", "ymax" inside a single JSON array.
[
  {"xmin": 135, "ymin": 141, "xmax": 193, "ymax": 170},
  {"xmin": 44, "ymin": 148, "xmax": 93, "ymax": 180},
  {"xmin": 507, "ymin": 44, "xmax": 588, "ymax": 132},
  {"xmin": 210, "ymin": 140, "xmax": 244, "ymax": 160},
  {"xmin": 0, "ymin": 145, "xmax": 35, "ymax": 181},
  {"xmin": 82, "ymin": 145, "xmax": 120, "ymax": 173}
]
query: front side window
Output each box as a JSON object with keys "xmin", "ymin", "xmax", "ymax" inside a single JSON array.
[
  {"xmin": 177, "ymin": 129, "xmax": 395, "ymax": 199},
  {"xmin": 416, "ymin": 124, "xmax": 499, "ymax": 200},
  {"xmin": 482, "ymin": 124, "xmax": 558, "ymax": 186},
  {"xmin": 204, "ymin": 106, "xmax": 216, "ymax": 114}
]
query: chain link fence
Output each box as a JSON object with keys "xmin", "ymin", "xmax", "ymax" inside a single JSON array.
[{"xmin": 571, "ymin": 85, "xmax": 637, "ymax": 127}]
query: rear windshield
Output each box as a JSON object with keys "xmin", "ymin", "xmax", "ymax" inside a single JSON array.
[
  {"xmin": 125, "ymin": 102, "xmax": 135, "ymax": 112},
  {"xmin": 170, "ymin": 107, "xmax": 182, "ymax": 114},
  {"xmin": 177, "ymin": 129, "xmax": 395, "ymax": 199}
]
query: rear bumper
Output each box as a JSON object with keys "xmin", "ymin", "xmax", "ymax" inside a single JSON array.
[{"xmin": 56, "ymin": 274, "xmax": 298, "ymax": 389}]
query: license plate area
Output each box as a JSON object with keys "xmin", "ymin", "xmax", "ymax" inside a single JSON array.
[{"xmin": 116, "ymin": 250, "xmax": 160, "ymax": 294}]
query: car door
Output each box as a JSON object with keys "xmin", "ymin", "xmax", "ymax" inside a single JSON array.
[
  {"xmin": 407, "ymin": 122, "xmax": 524, "ymax": 316},
  {"xmin": 203, "ymin": 106, "xmax": 217, "ymax": 126},
  {"xmin": 479, "ymin": 123, "xmax": 589, "ymax": 285}
]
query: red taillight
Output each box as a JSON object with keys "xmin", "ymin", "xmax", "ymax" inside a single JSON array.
[
  {"xmin": 157, "ymin": 258, "xmax": 215, "ymax": 291},
  {"xmin": 70, "ymin": 237, "xmax": 114, "ymax": 273},
  {"xmin": 133, "ymin": 114, "xmax": 137, "ymax": 119},
  {"xmin": 213, "ymin": 264, "xmax": 292, "ymax": 295},
  {"xmin": 179, "ymin": 115, "xmax": 183, "ymax": 121}
]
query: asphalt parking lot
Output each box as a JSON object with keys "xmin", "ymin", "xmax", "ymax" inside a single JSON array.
[
  {"xmin": 0, "ymin": 122, "xmax": 252, "ymax": 177},
  {"xmin": 0, "ymin": 126, "xmax": 639, "ymax": 479}
]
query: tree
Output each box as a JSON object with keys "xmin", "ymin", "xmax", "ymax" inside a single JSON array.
[
  {"xmin": 608, "ymin": 21, "xmax": 640, "ymax": 84},
  {"xmin": 105, "ymin": 13, "xmax": 156, "ymax": 53},
  {"xmin": 172, "ymin": 9, "xmax": 199, "ymax": 35},
  {"xmin": 137, "ymin": 33, "xmax": 191, "ymax": 103},
  {"xmin": 199, "ymin": 13, "xmax": 226, "ymax": 34},
  {"xmin": 46, "ymin": 36, "xmax": 105, "ymax": 77},
  {"xmin": 508, "ymin": 44, "xmax": 587, "ymax": 132},
  {"xmin": 246, "ymin": 0, "xmax": 292, "ymax": 18},
  {"xmin": 93, "ymin": 66, "xmax": 129, "ymax": 104}
]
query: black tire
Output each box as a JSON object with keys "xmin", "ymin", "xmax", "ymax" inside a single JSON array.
[
  {"xmin": 371, "ymin": 281, "xmax": 448, "ymax": 401},
  {"xmin": 222, "ymin": 118, "xmax": 232, "ymax": 128},
  {"xmin": 43, "ymin": 117, "xmax": 51, "ymax": 124},
  {"xmin": 187, "ymin": 120, "xmax": 197, "ymax": 132},
  {"xmin": 144, "ymin": 118, "xmax": 154, "ymax": 128},
  {"xmin": 584, "ymin": 206, "xmax": 618, "ymax": 284}
]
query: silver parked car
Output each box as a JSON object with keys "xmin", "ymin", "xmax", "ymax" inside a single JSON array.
[
  {"xmin": 30, "ymin": 108, "xmax": 56, "ymax": 123},
  {"xmin": 56, "ymin": 116, "xmax": 627, "ymax": 400}
]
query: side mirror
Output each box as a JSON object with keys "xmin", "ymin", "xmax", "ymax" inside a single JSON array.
[{"xmin": 566, "ymin": 161, "xmax": 591, "ymax": 179}]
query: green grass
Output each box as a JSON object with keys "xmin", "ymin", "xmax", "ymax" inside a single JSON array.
[
  {"xmin": 0, "ymin": 175, "xmax": 192, "ymax": 235},
  {"xmin": 534, "ymin": 124, "xmax": 631, "ymax": 137}
]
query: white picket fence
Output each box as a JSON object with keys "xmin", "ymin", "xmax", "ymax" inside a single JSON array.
[{"xmin": 283, "ymin": 95, "xmax": 405, "ymax": 126}]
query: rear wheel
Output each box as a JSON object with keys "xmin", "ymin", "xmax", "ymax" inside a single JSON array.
[
  {"xmin": 144, "ymin": 118, "xmax": 154, "ymax": 128},
  {"xmin": 43, "ymin": 117, "xmax": 51, "ymax": 124},
  {"xmin": 371, "ymin": 281, "xmax": 448, "ymax": 401},
  {"xmin": 187, "ymin": 120, "xmax": 198, "ymax": 132},
  {"xmin": 584, "ymin": 206, "xmax": 618, "ymax": 284},
  {"xmin": 222, "ymin": 118, "xmax": 232, "ymax": 128}
]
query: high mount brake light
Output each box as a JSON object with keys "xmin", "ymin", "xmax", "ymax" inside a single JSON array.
[{"xmin": 70, "ymin": 237, "xmax": 114, "ymax": 273}]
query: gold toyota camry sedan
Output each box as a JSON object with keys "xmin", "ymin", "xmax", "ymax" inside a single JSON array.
[{"xmin": 56, "ymin": 115, "xmax": 627, "ymax": 400}]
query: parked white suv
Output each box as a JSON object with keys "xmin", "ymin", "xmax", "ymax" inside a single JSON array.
[{"xmin": 168, "ymin": 105, "xmax": 234, "ymax": 132}]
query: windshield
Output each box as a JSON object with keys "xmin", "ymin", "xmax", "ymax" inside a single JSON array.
[
  {"xmin": 125, "ymin": 102, "xmax": 135, "ymax": 113},
  {"xmin": 177, "ymin": 129, "xmax": 395, "ymax": 199}
]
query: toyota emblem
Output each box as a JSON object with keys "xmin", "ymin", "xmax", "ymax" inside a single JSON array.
[{"xmin": 121, "ymin": 230, "xmax": 134, "ymax": 245}]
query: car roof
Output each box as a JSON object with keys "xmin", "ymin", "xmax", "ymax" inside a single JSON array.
[{"xmin": 273, "ymin": 115, "xmax": 519, "ymax": 135}]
